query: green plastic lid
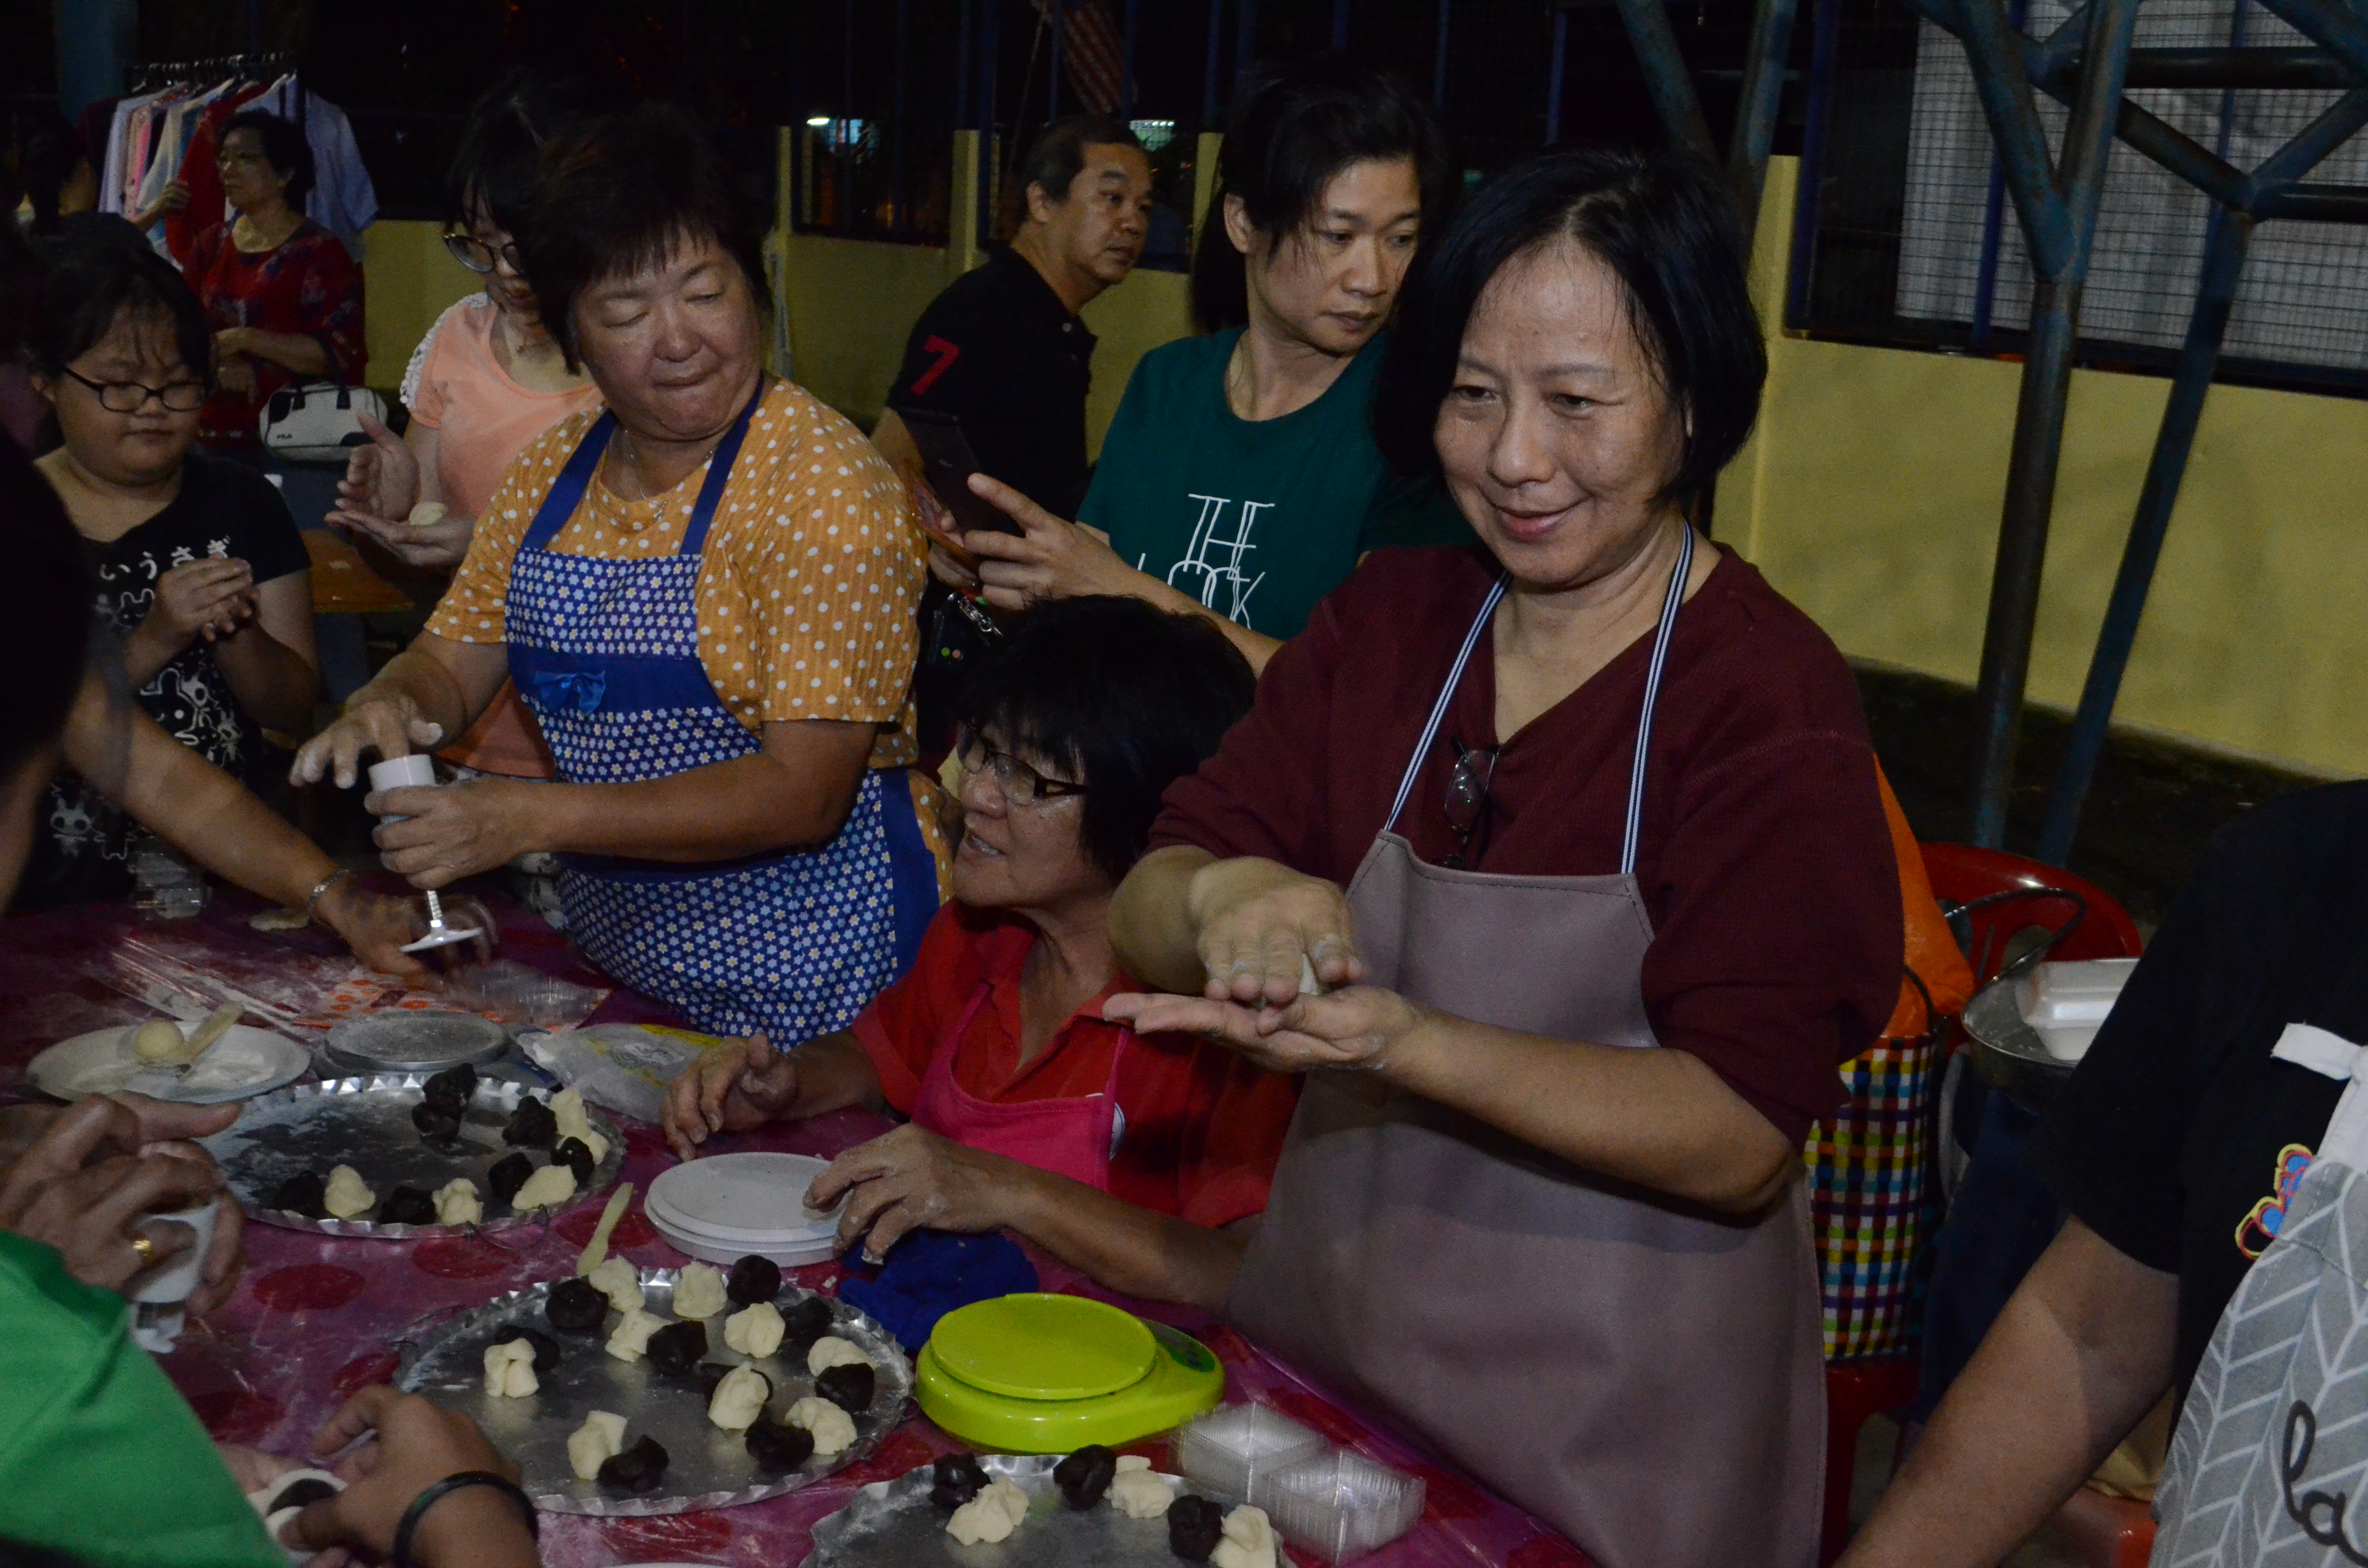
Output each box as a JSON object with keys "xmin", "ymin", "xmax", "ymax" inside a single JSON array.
[{"xmin": 929, "ymin": 1293, "xmax": 1158, "ymax": 1400}]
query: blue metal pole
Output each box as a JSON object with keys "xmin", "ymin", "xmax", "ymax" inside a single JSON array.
[
  {"xmin": 1206, "ymin": 0, "xmax": 1226, "ymax": 123},
  {"xmin": 957, "ymin": 0, "xmax": 974, "ymax": 128},
  {"xmin": 1609, "ymin": 0, "xmax": 1719, "ymax": 159},
  {"xmin": 1729, "ymin": 0, "xmax": 1803, "ymax": 232},
  {"xmin": 1334, "ymin": 0, "xmax": 1351, "ymax": 52},
  {"xmin": 1970, "ymin": 0, "xmax": 2029, "ymax": 352},
  {"xmin": 1124, "ymin": 0, "xmax": 1140, "ymax": 120},
  {"xmin": 1434, "ymin": 0, "xmax": 1453, "ymax": 108},
  {"xmin": 1238, "ymin": 0, "xmax": 1259, "ymax": 84},
  {"xmin": 2036, "ymin": 214, "xmax": 2253, "ymax": 863},
  {"xmin": 1547, "ymin": 9, "xmax": 1569, "ymax": 144},
  {"xmin": 894, "ymin": 0, "xmax": 911, "ymax": 234},
  {"xmin": 1788, "ymin": 0, "xmax": 1841, "ymax": 326}
]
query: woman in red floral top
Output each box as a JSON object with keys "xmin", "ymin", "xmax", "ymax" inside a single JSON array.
[{"xmin": 182, "ymin": 110, "xmax": 365, "ymax": 448}]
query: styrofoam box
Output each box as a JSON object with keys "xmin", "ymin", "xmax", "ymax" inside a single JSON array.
[
  {"xmin": 1252, "ymin": 1449, "xmax": 1426, "ymax": 1563},
  {"xmin": 1173, "ymin": 1403, "xmax": 1329, "ymax": 1505},
  {"xmin": 2016, "ymin": 959, "xmax": 2139, "ymax": 1027}
]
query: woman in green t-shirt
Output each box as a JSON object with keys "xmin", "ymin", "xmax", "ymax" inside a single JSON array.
[{"xmin": 934, "ymin": 60, "xmax": 1467, "ymax": 672}]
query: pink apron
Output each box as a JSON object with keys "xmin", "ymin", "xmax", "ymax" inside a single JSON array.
[
  {"xmin": 1225, "ymin": 530, "xmax": 1825, "ymax": 1568},
  {"xmin": 911, "ymin": 980, "xmax": 1129, "ymax": 1190}
]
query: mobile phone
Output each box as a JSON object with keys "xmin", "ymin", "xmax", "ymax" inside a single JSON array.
[{"xmin": 899, "ymin": 409, "xmax": 1024, "ymax": 536}]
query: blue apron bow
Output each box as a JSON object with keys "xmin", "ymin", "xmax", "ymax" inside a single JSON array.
[{"xmin": 531, "ymin": 669, "xmax": 607, "ymax": 714}]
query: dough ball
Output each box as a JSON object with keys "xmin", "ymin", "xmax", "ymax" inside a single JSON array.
[
  {"xmin": 746, "ymin": 1415, "xmax": 814, "ymax": 1474},
  {"xmin": 377, "ymin": 1186, "xmax": 436, "ymax": 1226},
  {"xmin": 408, "ymin": 502, "xmax": 448, "ymax": 528},
  {"xmin": 433, "ymin": 1179, "xmax": 482, "ymax": 1227},
  {"xmin": 566, "ymin": 1410, "xmax": 627, "ymax": 1481},
  {"xmin": 323, "ymin": 1165, "xmax": 375, "ymax": 1221},
  {"xmin": 946, "ymin": 1477, "xmax": 1031, "ymax": 1545},
  {"xmin": 269, "ymin": 1171, "xmax": 328, "ymax": 1218},
  {"xmin": 132, "ymin": 1019, "xmax": 185, "ymax": 1063},
  {"xmin": 552, "ymin": 1137, "xmax": 596, "ymax": 1185},
  {"xmin": 503, "ymin": 1095, "xmax": 557, "ymax": 1149},
  {"xmin": 604, "ymin": 1307, "xmax": 666, "ymax": 1363},
  {"xmin": 1168, "ymin": 1495, "xmax": 1227, "ymax": 1561},
  {"xmin": 584, "ymin": 1257, "xmax": 644, "ymax": 1312},
  {"xmin": 411, "ymin": 1102, "xmax": 462, "ymax": 1143},
  {"xmin": 1054, "ymin": 1445, "xmax": 1116, "ymax": 1509},
  {"xmin": 421, "ymin": 1063, "xmax": 477, "ymax": 1108},
  {"xmin": 511, "ymin": 1162, "xmax": 578, "ymax": 1213},
  {"xmin": 930, "ymin": 1453, "xmax": 990, "ymax": 1511},
  {"xmin": 498, "ymin": 1326, "xmax": 562, "ymax": 1373},
  {"xmin": 551, "ymin": 1088, "xmax": 609, "ymax": 1162},
  {"xmin": 247, "ymin": 906, "xmax": 309, "ymax": 932},
  {"xmin": 485, "ymin": 1152, "xmax": 534, "ymax": 1205},
  {"xmin": 546, "ymin": 1276, "xmax": 609, "ymax": 1335},
  {"xmin": 481, "ymin": 1338, "xmax": 537, "ymax": 1398},
  {"xmin": 1210, "ymin": 1505, "xmax": 1279, "ymax": 1568},
  {"xmin": 815, "ymin": 1361, "xmax": 874, "ymax": 1413},
  {"xmin": 783, "ymin": 1294, "xmax": 836, "ymax": 1349},
  {"xmin": 706, "ymin": 1364, "xmax": 772, "ymax": 1432},
  {"xmin": 806, "ymin": 1335, "xmax": 868, "ymax": 1376},
  {"xmin": 671, "ymin": 1262, "xmax": 728, "ymax": 1320},
  {"xmin": 723, "ymin": 1300, "xmax": 785, "ymax": 1359},
  {"xmin": 1108, "ymin": 1458, "xmax": 1175, "ymax": 1519},
  {"xmin": 596, "ymin": 1434, "xmax": 668, "ymax": 1495},
  {"xmin": 786, "ymin": 1395, "xmax": 857, "ymax": 1457},
  {"xmin": 644, "ymin": 1320, "xmax": 708, "ymax": 1379},
  {"xmin": 727, "ymin": 1254, "xmax": 781, "ymax": 1306}
]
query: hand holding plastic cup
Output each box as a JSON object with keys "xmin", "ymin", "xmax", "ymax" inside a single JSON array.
[
  {"xmin": 366, "ymin": 755, "xmax": 483, "ymax": 954},
  {"xmin": 129, "ymin": 1195, "xmax": 223, "ymax": 1353}
]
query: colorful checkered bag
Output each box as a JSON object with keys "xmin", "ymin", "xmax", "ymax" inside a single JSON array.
[{"xmin": 1807, "ymin": 1020, "xmax": 1943, "ymax": 1360}]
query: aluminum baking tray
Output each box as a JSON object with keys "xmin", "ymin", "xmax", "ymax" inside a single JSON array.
[
  {"xmin": 1962, "ymin": 980, "xmax": 2075, "ymax": 1114},
  {"xmin": 396, "ymin": 1270, "xmax": 913, "ymax": 1516},
  {"xmin": 198, "ymin": 1074, "xmax": 623, "ymax": 1237},
  {"xmin": 322, "ymin": 1010, "xmax": 512, "ymax": 1075},
  {"xmin": 804, "ymin": 1452, "xmax": 1217, "ymax": 1567}
]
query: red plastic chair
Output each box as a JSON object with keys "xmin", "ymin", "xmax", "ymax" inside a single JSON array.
[{"xmin": 1818, "ymin": 845, "xmax": 2144, "ymax": 1566}]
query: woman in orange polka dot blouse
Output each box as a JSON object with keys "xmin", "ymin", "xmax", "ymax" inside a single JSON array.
[{"xmin": 292, "ymin": 106, "xmax": 939, "ymax": 1040}]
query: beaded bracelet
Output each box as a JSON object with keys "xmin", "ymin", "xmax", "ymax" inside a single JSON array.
[
  {"xmin": 390, "ymin": 1470, "xmax": 538, "ymax": 1568},
  {"xmin": 302, "ymin": 867, "xmax": 355, "ymax": 927}
]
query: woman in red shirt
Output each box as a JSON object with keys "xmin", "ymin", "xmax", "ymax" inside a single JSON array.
[{"xmin": 664, "ymin": 595, "xmax": 1289, "ymax": 1309}]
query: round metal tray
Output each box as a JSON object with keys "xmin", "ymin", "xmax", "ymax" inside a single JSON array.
[
  {"xmin": 199, "ymin": 1074, "xmax": 624, "ymax": 1238},
  {"xmin": 802, "ymin": 1452, "xmax": 1208, "ymax": 1568},
  {"xmin": 396, "ymin": 1269, "xmax": 913, "ymax": 1516},
  {"xmin": 323, "ymin": 1010, "xmax": 511, "ymax": 1075},
  {"xmin": 1963, "ymin": 979, "xmax": 2077, "ymax": 1113}
]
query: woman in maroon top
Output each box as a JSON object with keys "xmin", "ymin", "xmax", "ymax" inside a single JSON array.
[{"xmin": 1108, "ymin": 149, "xmax": 1900, "ymax": 1568}]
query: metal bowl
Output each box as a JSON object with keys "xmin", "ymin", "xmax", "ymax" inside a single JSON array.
[
  {"xmin": 1962, "ymin": 979, "xmax": 2076, "ymax": 1113},
  {"xmin": 323, "ymin": 1010, "xmax": 511, "ymax": 1075}
]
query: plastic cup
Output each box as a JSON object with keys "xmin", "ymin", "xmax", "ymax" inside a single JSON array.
[
  {"xmin": 129, "ymin": 1195, "xmax": 222, "ymax": 1353},
  {"xmin": 368, "ymin": 754, "xmax": 439, "ymax": 795}
]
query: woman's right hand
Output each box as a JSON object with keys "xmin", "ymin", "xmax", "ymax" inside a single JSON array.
[
  {"xmin": 291, "ymin": 1387, "xmax": 534, "ymax": 1567},
  {"xmin": 1186, "ymin": 856, "xmax": 1365, "ymax": 1006},
  {"xmin": 289, "ymin": 695, "xmax": 444, "ymax": 791},
  {"xmin": 664, "ymin": 1033, "xmax": 797, "ymax": 1158},
  {"xmin": 330, "ymin": 415, "xmax": 476, "ymax": 570},
  {"xmin": 142, "ymin": 558, "xmax": 258, "ymax": 652}
]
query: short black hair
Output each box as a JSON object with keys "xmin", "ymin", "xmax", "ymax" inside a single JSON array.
[
  {"xmin": 29, "ymin": 243, "xmax": 216, "ymax": 392},
  {"xmin": 1191, "ymin": 59, "xmax": 1454, "ymax": 333},
  {"xmin": 12, "ymin": 108, "xmax": 83, "ymax": 233},
  {"xmin": 0, "ymin": 433, "xmax": 94, "ymax": 777},
  {"xmin": 517, "ymin": 103, "xmax": 773, "ymax": 372},
  {"xmin": 222, "ymin": 110, "xmax": 314, "ymax": 210},
  {"xmin": 1374, "ymin": 145, "xmax": 1766, "ymax": 509},
  {"xmin": 444, "ymin": 70, "xmax": 600, "ymax": 235},
  {"xmin": 952, "ymin": 596, "xmax": 1255, "ymax": 885},
  {"xmin": 1015, "ymin": 114, "xmax": 1143, "ymax": 217}
]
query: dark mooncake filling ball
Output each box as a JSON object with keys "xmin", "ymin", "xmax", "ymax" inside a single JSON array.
[
  {"xmin": 929, "ymin": 1452, "xmax": 990, "ymax": 1511},
  {"xmin": 503, "ymin": 1096, "xmax": 557, "ymax": 1148},
  {"xmin": 645, "ymin": 1320, "xmax": 708, "ymax": 1378},
  {"xmin": 1168, "ymin": 1494, "xmax": 1226, "ymax": 1561},
  {"xmin": 270, "ymin": 1171, "xmax": 328, "ymax": 1218},
  {"xmin": 494, "ymin": 1326, "xmax": 563, "ymax": 1374},
  {"xmin": 694, "ymin": 1360, "xmax": 735, "ymax": 1400},
  {"xmin": 410, "ymin": 1101, "xmax": 462, "ymax": 1143},
  {"xmin": 272, "ymin": 1478, "xmax": 339, "ymax": 1511},
  {"xmin": 552, "ymin": 1136, "xmax": 596, "ymax": 1184},
  {"xmin": 545, "ymin": 1277, "xmax": 607, "ymax": 1334},
  {"xmin": 782, "ymin": 1295, "xmax": 836, "ymax": 1349},
  {"xmin": 1055, "ymin": 1444, "xmax": 1117, "ymax": 1510},
  {"xmin": 726, "ymin": 1253, "xmax": 781, "ymax": 1306},
  {"xmin": 485, "ymin": 1152, "xmax": 535, "ymax": 1204},
  {"xmin": 597, "ymin": 1435, "xmax": 668, "ymax": 1495},
  {"xmin": 420, "ymin": 1063, "xmax": 477, "ymax": 1107},
  {"xmin": 377, "ymin": 1186, "xmax": 437, "ymax": 1226},
  {"xmin": 815, "ymin": 1361, "xmax": 874, "ymax": 1414},
  {"xmin": 746, "ymin": 1416, "xmax": 814, "ymax": 1474}
]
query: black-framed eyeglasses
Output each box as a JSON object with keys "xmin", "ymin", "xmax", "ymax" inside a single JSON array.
[
  {"xmin": 952, "ymin": 730, "xmax": 1090, "ymax": 808},
  {"xmin": 1443, "ymin": 738, "xmax": 1499, "ymax": 870},
  {"xmin": 442, "ymin": 231, "xmax": 525, "ymax": 274},
  {"xmin": 60, "ymin": 368, "xmax": 207, "ymax": 414}
]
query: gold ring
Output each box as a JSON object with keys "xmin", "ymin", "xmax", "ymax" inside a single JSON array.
[{"xmin": 128, "ymin": 1233, "xmax": 157, "ymax": 1266}]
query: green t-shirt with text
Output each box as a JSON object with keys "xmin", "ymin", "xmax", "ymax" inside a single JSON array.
[{"xmin": 1079, "ymin": 327, "xmax": 1472, "ymax": 642}]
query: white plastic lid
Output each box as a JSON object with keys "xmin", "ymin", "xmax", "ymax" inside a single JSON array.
[
  {"xmin": 2017, "ymin": 958, "xmax": 2139, "ymax": 1026},
  {"xmin": 647, "ymin": 1152, "xmax": 845, "ymax": 1244}
]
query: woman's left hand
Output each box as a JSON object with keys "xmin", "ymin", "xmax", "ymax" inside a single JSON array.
[
  {"xmin": 314, "ymin": 877, "xmax": 490, "ymax": 975},
  {"xmin": 959, "ymin": 475, "xmax": 1144, "ymax": 611},
  {"xmin": 809, "ymin": 1125, "xmax": 1024, "ymax": 1263},
  {"xmin": 1103, "ymin": 984, "xmax": 1429, "ymax": 1077},
  {"xmin": 364, "ymin": 780, "xmax": 531, "ymax": 889}
]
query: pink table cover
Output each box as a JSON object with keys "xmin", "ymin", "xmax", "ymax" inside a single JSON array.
[{"xmin": 0, "ymin": 885, "xmax": 1593, "ymax": 1568}]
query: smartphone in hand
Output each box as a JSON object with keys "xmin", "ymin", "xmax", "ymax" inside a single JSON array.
[{"xmin": 899, "ymin": 410, "xmax": 1024, "ymax": 536}]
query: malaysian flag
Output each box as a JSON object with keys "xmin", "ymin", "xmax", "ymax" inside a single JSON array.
[{"xmin": 1038, "ymin": 0, "xmax": 1126, "ymax": 115}]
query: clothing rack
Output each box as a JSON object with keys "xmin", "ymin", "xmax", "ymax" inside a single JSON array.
[{"xmin": 128, "ymin": 52, "xmax": 294, "ymax": 95}]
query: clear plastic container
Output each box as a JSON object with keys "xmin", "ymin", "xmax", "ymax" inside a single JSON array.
[
  {"xmin": 1252, "ymin": 1449, "xmax": 1426, "ymax": 1563},
  {"xmin": 441, "ymin": 960, "xmax": 599, "ymax": 1028},
  {"xmin": 130, "ymin": 839, "xmax": 208, "ymax": 922},
  {"xmin": 1173, "ymin": 1403, "xmax": 1330, "ymax": 1505}
]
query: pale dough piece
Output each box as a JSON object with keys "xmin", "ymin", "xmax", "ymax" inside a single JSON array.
[
  {"xmin": 132, "ymin": 1019, "xmax": 185, "ymax": 1064},
  {"xmin": 1210, "ymin": 1505, "xmax": 1279, "ymax": 1568},
  {"xmin": 806, "ymin": 1335, "xmax": 869, "ymax": 1376},
  {"xmin": 723, "ymin": 1300, "xmax": 785, "ymax": 1358},
  {"xmin": 1298, "ymin": 952, "xmax": 1327, "ymax": 997},
  {"xmin": 433, "ymin": 1178, "xmax": 482, "ymax": 1227},
  {"xmin": 584, "ymin": 1256, "xmax": 644, "ymax": 1312},
  {"xmin": 512, "ymin": 1162, "xmax": 578, "ymax": 1213},
  {"xmin": 671, "ymin": 1262, "xmax": 728, "ymax": 1320},
  {"xmin": 786, "ymin": 1395, "xmax": 857, "ymax": 1456},
  {"xmin": 945, "ymin": 1476, "xmax": 1031, "ymax": 1545},
  {"xmin": 248, "ymin": 906, "xmax": 310, "ymax": 932},
  {"xmin": 551, "ymin": 1088, "xmax": 610, "ymax": 1162},
  {"xmin": 707, "ymin": 1364, "xmax": 772, "ymax": 1432},
  {"xmin": 482, "ymin": 1338, "xmax": 538, "ymax": 1398},
  {"xmin": 407, "ymin": 502, "xmax": 448, "ymax": 528},
  {"xmin": 323, "ymin": 1165, "xmax": 375, "ymax": 1220},
  {"xmin": 567, "ymin": 1410, "xmax": 627, "ymax": 1481},
  {"xmin": 1108, "ymin": 1458, "xmax": 1174, "ymax": 1519},
  {"xmin": 604, "ymin": 1307, "xmax": 666, "ymax": 1363}
]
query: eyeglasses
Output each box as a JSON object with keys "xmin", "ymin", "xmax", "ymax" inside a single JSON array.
[
  {"xmin": 952, "ymin": 731, "xmax": 1090, "ymax": 808},
  {"xmin": 215, "ymin": 150, "xmax": 269, "ymax": 171},
  {"xmin": 443, "ymin": 231, "xmax": 525, "ymax": 274},
  {"xmin": 1442, "ymin": 739, "xmax": 1498, "ymax": 870},
  {"xmin": 60, "ymin": 368, "xmax": 206, "ymax": 414}
]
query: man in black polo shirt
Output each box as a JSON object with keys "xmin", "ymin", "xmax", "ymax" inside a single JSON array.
[{"xmin": 877, "ymin": 115, "xmax": 1153, "ymax": 520}]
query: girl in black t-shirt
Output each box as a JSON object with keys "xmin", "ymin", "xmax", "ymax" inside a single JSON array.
[{"xmin": 24, "ymin": 246, "xmax": 317, "ymax": 902}]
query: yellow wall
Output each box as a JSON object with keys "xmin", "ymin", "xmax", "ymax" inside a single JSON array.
[
  {"xmin": 1722, "ymin": 158, "xmax": 2368, "ymax": 780},
  {"xmin": 1081, "ymin": 266, "xmax": 1195, "ymax": 457},
  {"xmin": 360, "ymin": 220, "xmax": 481, "ymax": 392},
  {"xmin": 779, "ymin": 234, "xmax": 960, "ymax": 425}
]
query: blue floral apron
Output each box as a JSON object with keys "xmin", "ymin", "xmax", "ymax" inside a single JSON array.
[{"xmin": 507, "ymin": 390, "xmax": 937, "ymax": 1039}]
